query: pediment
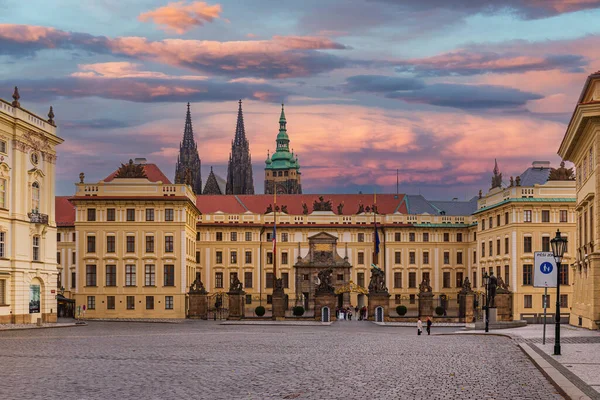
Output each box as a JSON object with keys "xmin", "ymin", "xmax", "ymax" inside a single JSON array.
[
  {"xmin": 308, "ymin": 232, "xmax": 338, "ymax": 241},
  {"xmin": 28, "ymin": 167, "xmax": 45, "ymax": 179}
]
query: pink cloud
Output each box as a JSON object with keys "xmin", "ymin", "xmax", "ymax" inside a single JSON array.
[
  {"xmin": 138, "ymin": 1, "xmax": 222, "ymax": 34},
  {"xmin": 71, "ymin": 62, "xmax": 207, "ymax": 80}
]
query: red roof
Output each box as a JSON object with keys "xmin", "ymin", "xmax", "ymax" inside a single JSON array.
[
  {"xmin": 103, "ymin": 163, "xmax": 171, "ymax": 184},
  {"xmin": 56, "ymin": 196, "xmax": 75, "ymax": 227},
  {"xmin": 196, "ymin": 194, "xmax": 407, "ymax": 215}
]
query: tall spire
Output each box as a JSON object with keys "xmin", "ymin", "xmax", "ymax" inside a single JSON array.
[
  {"xmin": 491, "ymin": 158, "xmax": 502, "ymax": 189},
  {"xmin": 182, "ymin": 102, "xmax": 195, "ymax": 148},
  {"xmin": 234, "ymin": 99, "xmax": 247, "ymax": 146},
  {"xmin": 226, "ymin": 100, "xmax": 255, "ymax": 194},
  {"xmin": 279, "ymin": 103, "xmax": 286, "ymax": 132},
  {"xmin": 174, "ymin": 102, "xmax": 202, "ymax": 194}
]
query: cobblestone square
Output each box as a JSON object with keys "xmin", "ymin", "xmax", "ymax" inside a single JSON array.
[{"xmin": 0, "ymin": 321, "xmax": 563, "ymax": 400}]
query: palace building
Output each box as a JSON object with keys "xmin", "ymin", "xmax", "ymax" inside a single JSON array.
[
  {"xmin": 0, "ymin": 88, "xmax": 63, "ymax": 324},
  {"xmin": 559, "ymin": 70, "xmax": 600, "ymax": 330}
]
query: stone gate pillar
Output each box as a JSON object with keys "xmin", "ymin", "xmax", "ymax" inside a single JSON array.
[
  {"xmin": 188, "ymin": 273, "xmax": 209, "ymax": 319},
  {"xmin": 418, "ymin": 279, "xmax": 434, "ymax": 318},
  {"xmin": 272, "ymin": 278, "xmax": 287, "ymax": 320},
  {"xmin": 314, "ymin": 292, "xmax": 337, "ymax": 322},
  {"xmin": 227, "ymin": 275, "xmax": 245, "ymax": 320},
  {"xmin": 458, "ymin": 277, "xmax": 474, "ymax": 323}
]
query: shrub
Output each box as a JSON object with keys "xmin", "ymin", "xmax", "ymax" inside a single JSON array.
[
  {"xmin": 255, "ymin": 306, "xmax": 266, "ymax": 316},
  {"xmin": 435, "ymin": 306, "xmax": 445, "ymax": 316},
  {"xmin": 292, "ymin": 306, "xmax": 305, "ymax": 316},
  {"xmin": 396, "ymin": 305, "xmax": 407, "ymax": 316}
]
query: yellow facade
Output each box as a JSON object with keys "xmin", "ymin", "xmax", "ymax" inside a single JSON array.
[
  {"xmin": 67, "ymin": 172, "xmax": 200, "ymax": 319},
  {"xmin": 0, "ymin": 94, "xmax": 63, "ymax": 324},
  {"xmin": 558, "ymin": 71, "xmax": 600, "ymax": 329}
]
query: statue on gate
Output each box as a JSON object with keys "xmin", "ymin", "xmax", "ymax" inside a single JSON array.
[
  {"xmin": 229, "ymin": 275, "xmax": 244, "ymax": 293},
  {"xmin": 460, "ymin": 277, "xmax": 473, "ymax": 294},
  {"xmin": 368, "ymin": 265, "xmax": 388, "ymax": 293},
  {"xmin": 189, "ymin": 272, "xmax": 207, "ymax": 294},
  {"xmin": 488, "ymin": 272, "xmax": 498, "ymax": 307},
  {"xmin": 497, "ymin": 276, "xmax": 510, "ymax": 294},
  {"xmin": 419, "ymin": 279, "xmax": 432, "ymax": 293},
  {"xmin": 316, "ymin": 268, "xmax": 334, "ymax": 294}
]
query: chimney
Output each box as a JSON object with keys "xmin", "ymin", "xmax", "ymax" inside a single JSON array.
[
  {"xmin": 532, "ymin": 161, "xmax": 550, "ymax": 169},
  {"xmin": 135, "ymin": 158, "xmax": 147, "ymax": 165}
]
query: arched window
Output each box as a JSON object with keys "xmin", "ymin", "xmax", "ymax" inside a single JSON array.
[{"xmin": 31, "ymin": 182, "xmax": 40, "ymax": 212}]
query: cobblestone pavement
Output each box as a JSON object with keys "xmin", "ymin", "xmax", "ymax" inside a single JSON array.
[{"xmin": 0, "ymin": 320, "xmax": 563, "ymax": 400}]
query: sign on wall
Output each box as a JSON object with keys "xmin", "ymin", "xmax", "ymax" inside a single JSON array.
[
  {"xmin": 29, "ymin": 284, "xmax": 40, "ymax": 313},
  {"xmin": 533, "ymin": 252, "xmax": 557, "ymax": 288}
]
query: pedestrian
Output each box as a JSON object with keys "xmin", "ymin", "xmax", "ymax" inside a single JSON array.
[
  {"xmin": 426, "ymin": 317, "xmax": 432, "ymax": 335},
  {"xmin": 348, "ymin": 309, "xmax": 353, "ymax": 321},
  {"xmin": 362, "ymin": 306, "xmax": 367, "ymax": 320},
  {"xmin": 417, "ymin": 318, "xmax": 423, "ymax": 335}
]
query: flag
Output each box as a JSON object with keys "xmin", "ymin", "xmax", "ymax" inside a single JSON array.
[
  {"xmin": 272, "ymin": 190, "xmax": 277, "ymax": 252},
  {"xmin": 374, "ymin": 221, "xmax": 380, "ymax": 254},
  {"xmin": 272, "ymin": 222, "xmax": 277, "ymax": 253}
]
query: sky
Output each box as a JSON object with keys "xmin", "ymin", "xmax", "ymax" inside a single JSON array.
[{"xmin": 1, "ymin": 0, "xmax": 599, "ymax": 199}]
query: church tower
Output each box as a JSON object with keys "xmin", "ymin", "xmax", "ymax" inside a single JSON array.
[
  {"xmin": 264, "ymin": 104, "xmax": 302, "ymax": 194},
  {"xmin": 174, "ymin": 103, "xmax": 202, "ymax": 194},
  {"xmin": 226, "ymin": 100, "xmax": 255, "ymax": 194}
]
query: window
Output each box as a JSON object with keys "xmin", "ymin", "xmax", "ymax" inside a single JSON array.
[
  {"xmin": 497, "ymin": 214, "xmax": 500, "ymax": 227},
  {"xmin": 496, "ymin": 239, "xmax": 501, "ymax": 255},
  {"xmin": 266, "ymin": 272, "xmax": 274, "ymax": 289},
  {"xmin": 523, "ymin": 264, "xmax": 532, "ymax": 285},
  {"xmin": 496, "ymin": 265, "xmax": 501, "ymax": 278},
  {"xmin": 408, "ymin": 272, "xmax": 416, "ymax": 288},
  {"xmin": 505, "ymin": 237, "xmax": 509, "ymax": 255},
  {"xmin": 423, "ymin": 251, "xmax": 429, "ymax": 264},
  {"xmin": 266, "ymin": 232, "xmax": 272, "ymax": 241},
  {"xmin": 473, "ymin": 271, "xmax": 477, "ymax": 288},
  {"xmin": 244, "ymin": 271, "xmax": 253, "ymax": 288},
  {"xmin": 394, "ymin": 232, "xmax": 401, "ymax": 242},
  {"xmin": 165, "ymin": 296, "xmax": 173, "ymax": 310},
  {"xmin": 457, "ymin": 233, "xmax": 462, "ymax": 242},
  {"xmin": 194, "ymin": 251, "xmax": 200, "ymax": 263},
  {"xmin": 456, "ymin": 272, "xmax": 463, "ymax": 288},
  {"xmin": 358, "ymin": 252, "xmax": 365, "ymax": 265},
  {"xmin": 422, "ymin": 272, "xmax": 430, "ymax": 283},
  {"xmin": 106, "ymin": 265, "xmax": 116, "ymax": 286},
  {"xmin": 196, "ymin": 232, "xmax": 201, "ymax": 241},
  {"xmin": 87, "ymin": 296, "xmax": 95, "ymax": 310},
  {"xmin": 145, "ymin": 236, "xmax": 154, "ymax": 253},
  {"xmin": 245, "ymin": 232, "xmax": 252, "ymax": 241},
  {"xmin": 71, "ymin": 271, "xmax": 76, "ymax": 288},
  {"xmin": 358, "ymin": 233, "xmax": 365, "ymax": 242},
  {"xmin": 87, "ymin": 208, "xmax": 96, "ymax": 221},
  {"xmin": 542, "ymin": 236, "xmax": 550, "ymax": 252},
  {"xmin": 165, "ymin": 236, "xmax": 174, "ymax": 253},
  {"xmin": 0, "ymin": 232, "xmax": 5, "ymax": 257},
  {"xmin": 267, "ymin": 295, "xmax": 273, "ymax": 304},
  {"xmin": 443, "ymin": 272, "xmax": 451, "ymax": 288},
  {"xmin": 559, "ymin": 264, "xmax": 569, "ymax": 285},
  {"xmin": 246, "ymin": 294, "xmax": 253, "ymax": 305},
  {"xmin": 72, "ymin": 251, "xmax": 76, "ymax": 264},
  {"xmin": 107, "ymin": 236, "xmax": 116, "ymax": 253},
  {"xmin": 107, "ymin": 296, "xmax": 115, "ymax": 310},
  {"xmin": 505, "ymin": 212, "xmax": 509, "ymax": 225},
  {"xmin": 127, "ymin": 296, "xmax": 135, "ymax": 310},
  {"xmin": 409, "ymin": 233, "xmax": 415, "ymax": 242},
  {"xmin": 145, "ymin": 265, "xmax": 155, "ymax": 286},
  {"xmin": 107, "ymin": 208, "xmax": 116, "ymax": 221},
  {"xmin": 542, "ymin": 210, "xmax": 550, "ymax": 223},
  {"xmin": 560, "ymin": 294, "xmax": 568, "ymax": 308},
  {"xmin": 281, "ymin": 233, "xmax": 288, "ymax": 242},
  {"xmin": 32, "ymin": 235, "xmax": 40, "ymax": 261},
  {"xmin": 481, "ymin": 242, "xmax": 485, "ymax": 257},
  {"xmin": 473, "ymin": 250, "xmax": 476, "ymax": 263},
  {"xmin": 282, "ymin": 272, "xmax": 289, "ymax": 288},
  {"xmin": 357, "ymin": 272, "xmax": 365, "ymax": 287},
  {"xmin": 125, "ymin": 264, "xmax": 136, "ymax": 286},
  {"xmin": 281, "ymin": 252, "xmax": 288, "ymax": 264},
  {"xmin": 216, "ymin": 232, "xmax": 223, "ymax": 241},
  {"xmin": 57, "ymin": 233, "xmax": 61, "ymax": 242},
  {"xmin": 504, "ymin": 265, "xmax": 509, "ymax": 286},
  {"xmin": 423, "ymin": 233, "xmax": 429, "ymax": 242},
  {"xmin": 524, "ymin": 295, "xmax": 532, "ymax": 309},
  {"xmin": 457, "ymin": 252, "xmax": 463, "ymax": 264},
  {"xmin": 489, "ymin": 241, "xmax": 493, "ymax": 256},
  {"xmin": 409, "ymin": 252, "xmax": 415, "ymax": 264},
  {"xmin": 244, "ymin": 251, "xmax": 252, "ymax": 264},
  {"xmin": 216, "ymin": 251, "xmax": 223, "ymax": 264},
  {"xmin": 560, "ymin": 210, "xmax": 567, "ymax": 223},
  {"xmin": 57, "ymin": 251, "xmax": 61, "ymax": 265},
  {"xmin": 126, "ymin": 209, "xmax": 135, "ymax": 222},
  {"xmin": 230, "ymin": 251, "xmax": 237, "ymax": 264},
  {"xmin": 31, "ymin": 182, "xmax": 40, "ymax": 212},
  {"xmin": 523, "ymin": 237, "xmax": 532, "ymax": 253},
  {"xmin": 87, "ymin": 235, "xmax": 95, "ymax": 253},
  {"xmin": 215, "ymin": 272, "xmax": 223, "ymax": 288},
  {"xmin": 164, "ymin": 265, "xmax": 175, "ymax": 286},
  {"xmin": 542, "ymin": 294, "xmax": 551, "ymax": 308},
  {"xmin": 394, "ymin": 251, "xmax": 401, "ymax": 264},
  {"xmin": 165, "ymin": 209, "xmax": 174, "ymax": 222},
  {"xmin": 126, "ymin": 236, "xmax": 135, "ymax": 253},
  {"xmin": 266, "ymin": 252, "xmax": 273, "ymax": 264},
  {"xmin": 231, "ymin": 232, "xmax": 237, "ymax": 242},
  {"xmin": 146, "ymin": 296, "xmax": 154, "ymax": 310},
  {"xmin": 394, "ymin": 272, "xmax": 402, "ymax": 288},
  {"xmin": 86, "ymin": 265, "xmax": 97, "ymax": 286},
  {"xmin": 444, "ymin": 233, "xmax": 450, "ymax": 242},
  {"xmin": 443, "ymin": 252, "xmax": 449, "ymax": 265},
  {"xmin": 489, "ymin": 217, "xmax": 493, "ymax": 229},
  {"xmin": 146, "ymin": 209, "xmax": 154, "ymax": 221},
  {"xmin": 524, "ymin": 210, "xmax": 532, "ymax": 222}
]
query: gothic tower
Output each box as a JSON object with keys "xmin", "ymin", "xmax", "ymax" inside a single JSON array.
[
  {"xmin": 174, "ymin": 103, "xmax": 202, "ymax": 194},
  {"xmin": 226, "ymin": 100, "xmax": 255, "ymax": 194},
  {"xmin": 264, "ymin": 104, "xmax": 302, "ymax": 194}
]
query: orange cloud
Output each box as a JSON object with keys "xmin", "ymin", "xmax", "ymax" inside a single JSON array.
[
  {"xmin": 71, "ymin": 62, "xmax": 207, "ymax": 80},
  {"xmin": 138, "ymin": 1, "xmax": 222, "ymax": 34}
]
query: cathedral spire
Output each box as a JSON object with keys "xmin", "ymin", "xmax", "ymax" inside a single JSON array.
[
  {"xmin": 174, "ymin": 103, "xmax": 202, "ymax": 194},
  {"xmin": 234, "ymin": 99, "xmax": 247, "ymax": 146},
  {"xmin": 182, "ymin": 102, "xmax": 195, "ymax": 148},
  {"xmin": 226, "ymin": 100, "xmax": 255, "ymax": 194}
]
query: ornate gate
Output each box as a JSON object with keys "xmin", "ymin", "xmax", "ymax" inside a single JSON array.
[{"xmin": 208, "ymin": 292, "xmax": 229, "ymax": 320}]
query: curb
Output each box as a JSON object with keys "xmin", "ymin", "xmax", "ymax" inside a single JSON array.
[
  {"xmin": 0, "ymin": 323, "xmax": 82, "ymax": 332},
  {"xmin": 519, "ymin": 343, "xmax": 592, "ymax": 400},
  {"xmin": 220, "ymin": 321, "xmax": 333, "ymax": 327}
]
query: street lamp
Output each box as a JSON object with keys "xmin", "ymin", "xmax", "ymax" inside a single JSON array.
[
  {"xmin": 550, "ymin": 229, "xmax": 568, "ymax": 356},
  {"xmin": 483, "ymin": 272, "xmax": 490, "ymax": 333}
]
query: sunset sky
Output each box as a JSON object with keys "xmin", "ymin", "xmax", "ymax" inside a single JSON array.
[{"xmin": 1, "ymin": 0, "xmax": 599, "ymax": 198}]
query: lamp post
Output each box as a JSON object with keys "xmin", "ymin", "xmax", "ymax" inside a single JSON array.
[
  {"xmin": 483, "ymin": 272, "xmax": 489, "ymax": 333},
  {"xmin": 550, "ymin": 229, "xmax": 568, "ymax": 356}
]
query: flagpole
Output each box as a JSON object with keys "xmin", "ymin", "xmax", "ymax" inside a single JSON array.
[
  {"xmin": 373, "ymin": 187, "xmax": 378, "ymax": 266},
  {"xmin": 273, "ymin": 190, "xmax": 277, "ymax": 290}
]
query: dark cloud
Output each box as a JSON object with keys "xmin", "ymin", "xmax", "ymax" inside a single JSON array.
[
  {"xmin": 343, "ymin": 75, "xmax": 426, "ymax": 92},
  {"xmin": 395, "ymin": 51, "xmax": 587, "ymax": 77},
  {"xmin": 0, "ymin": 77, "xmax": 290, "ymax": 103}
]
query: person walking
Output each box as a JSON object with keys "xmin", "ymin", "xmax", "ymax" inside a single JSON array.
[
  {"xmin": 417, "ymin": 318, "xmax": 423, "ymax": 335},
  {"xmin": 426, "ymin": 317, "xmax": 432, "ymax": 335}
]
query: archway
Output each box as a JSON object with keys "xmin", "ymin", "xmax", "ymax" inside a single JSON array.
[
  {"xmin": 375, "ymin": 306, "xmax": 384, "ymax": 322},
  {"xmin": 321, "ymin": 306, "xmax": 330, "ymax": 322},
  {"xmin": 29, "ymin": 277, "xmax": 43, "ymax": 324}
]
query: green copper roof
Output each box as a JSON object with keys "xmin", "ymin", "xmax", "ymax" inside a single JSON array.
[
  {"xmin": 266, "ymin": 103, "xmax": 298, "ymax": 171},
  {"xmin": 473, "ymin": 197, "xmax": 576, "ymax": 215}
]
